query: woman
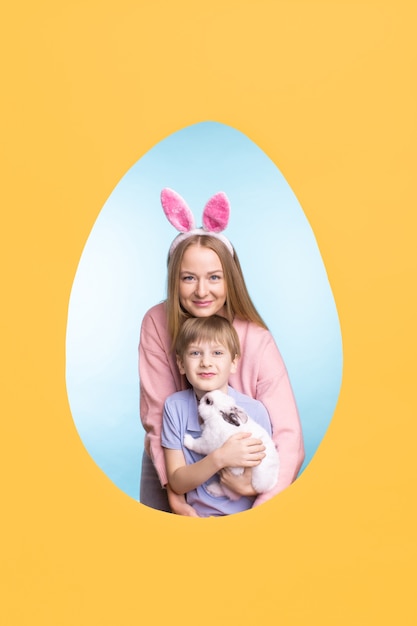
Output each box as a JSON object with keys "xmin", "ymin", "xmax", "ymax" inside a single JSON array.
[{"xmin": 139, "ymin": 189, "xmax": 304, "ymax": 515}]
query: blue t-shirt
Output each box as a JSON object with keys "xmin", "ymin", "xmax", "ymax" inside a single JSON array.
[{"xmin": 161, "ymin": 386, "xmax": 272, "ymax": 517}]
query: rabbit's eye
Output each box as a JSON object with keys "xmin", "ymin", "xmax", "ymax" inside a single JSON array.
[{"xmin": 205, "ymin": 397, "xmax": 213, "ymax": 405}]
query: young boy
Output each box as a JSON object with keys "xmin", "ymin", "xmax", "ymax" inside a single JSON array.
[{"xmin": 161, "ymin": 315, "xmax": 272, "ymax": 517}]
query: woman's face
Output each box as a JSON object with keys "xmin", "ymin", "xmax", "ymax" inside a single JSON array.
[{"xmin": 179, "ymin": 245, "xmax": 227, "ymax": 318}]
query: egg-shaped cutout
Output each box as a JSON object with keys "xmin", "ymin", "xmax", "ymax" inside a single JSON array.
[{"xmin": 66, "ymin": 121, "xmax": 343, "ymax": 501}]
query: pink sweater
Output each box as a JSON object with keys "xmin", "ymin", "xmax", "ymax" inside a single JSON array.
[{"xmin": 139, "ymin": 302, "xmax": 305, "ymax": 505}]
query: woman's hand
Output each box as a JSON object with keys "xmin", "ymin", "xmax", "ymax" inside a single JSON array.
[
  {"xmin": 216, "ymin": 432, "xmax": 266, "ymax": 469},
  {"xmin": 166, "ymin": 485, "xmax": 199, "ymax": 517},
  {"xmin": 220, "ymin": 467, "xmax": 258, "ymax": 497}
]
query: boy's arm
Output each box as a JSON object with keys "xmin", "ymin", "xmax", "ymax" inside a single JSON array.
[
  {"xmin": 163, "ymin": 447, "xmax": 224, "ymax": 496},
  {"xmin": 164, "ymin": 432, "xmax": 265, "ymax": 496},
  {"xmin": 166, "ymin": 484, "xmax": 199, "ymax": 517}
]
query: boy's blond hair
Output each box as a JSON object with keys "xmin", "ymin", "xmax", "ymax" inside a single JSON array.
[{"xmin": 175, "ymin": 315, "xmax": 241, "ymax": 361}]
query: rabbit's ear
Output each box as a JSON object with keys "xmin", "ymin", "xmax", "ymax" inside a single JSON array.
[
  {"xmin": 235, "ymin": 407, "xmax": 249, "ymax": 424},
  {"xmin": 220, "ymin": 410, "xmax": 241, "ymax": 427},
  {"xmin": 202, "ymin": 192, "xmax": 230, "ymax": 233},
  {"xmin": 161, "ymin": 188, "xmax": 196, "ymax": 232}
]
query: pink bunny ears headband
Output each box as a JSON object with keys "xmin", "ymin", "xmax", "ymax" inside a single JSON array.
[{"xmin": 161, "ymin": 188, "xmax": 234, "ymax": 257}]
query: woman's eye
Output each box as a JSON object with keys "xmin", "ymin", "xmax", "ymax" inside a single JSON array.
[
  {"xmin": 209, "ymin": 275, "xmax": 221, "ymax": 281},
  {"xmin": 182, "ymin": 275, "xmax": 196, "ymax": 282}
]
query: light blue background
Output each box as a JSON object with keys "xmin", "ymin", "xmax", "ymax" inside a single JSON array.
[{"xmin": 66, "ymin": 121, "xmax": 343, "ymax": 500}]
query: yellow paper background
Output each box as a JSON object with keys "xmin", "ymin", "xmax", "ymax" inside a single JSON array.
[{"xmin": 1, "ymin": 1, "xmax": 416, "ymax": 624}]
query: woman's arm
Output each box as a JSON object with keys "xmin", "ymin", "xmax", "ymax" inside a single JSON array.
[
  {"xmin": 139, "ymin": 306, "xmax": 183, "ymax": 487},
  {"xmin": 140, "ymin": 306, "xmax": 198, "ymax": 515},
  {"xmin": 253, "ymin": 335, "xmax": 305, "ymax": 506}
]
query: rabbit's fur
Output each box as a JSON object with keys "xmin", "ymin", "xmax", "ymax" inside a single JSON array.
[{"xmin": 184, "ymin": 389, "xmax": 279, "ymax": 499}]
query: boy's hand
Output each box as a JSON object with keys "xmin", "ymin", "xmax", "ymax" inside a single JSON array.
[
  {"xmin": 217, "ymin": 432, "xmax": 266, "ymax": 469},
  {"xmin": 220, "ymin": 467, "xmax": 257, "ymax": 496},
  {"xmin": 167, "ymin": 485, "xmax": 199, "ymax": 517}
]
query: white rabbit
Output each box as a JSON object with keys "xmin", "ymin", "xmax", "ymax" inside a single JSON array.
[{"xmin": 184, "ymin": 389, "xmax": 279, "ymax": 500}]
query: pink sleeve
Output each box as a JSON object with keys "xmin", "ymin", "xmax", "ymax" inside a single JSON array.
[
  {"xmin": 253, "ymin": 335, "xmax": 305, "ymax": 506},
  {"xmin": 139, "ymin": 306, "xmax": 183, "ymax": 486}
]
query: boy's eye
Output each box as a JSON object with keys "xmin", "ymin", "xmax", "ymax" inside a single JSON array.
[{"xmin": 213, "ymin": 350, "xmax": 224, "ymax": 356}]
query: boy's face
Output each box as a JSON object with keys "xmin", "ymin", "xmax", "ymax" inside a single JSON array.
[{"xmin": 177, "ymin": 340, "xmax": 238, "ymax": 400}]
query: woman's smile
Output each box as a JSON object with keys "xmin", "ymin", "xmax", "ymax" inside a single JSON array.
[{"xmin": 193, "ymin": 300, "xmax": 213, "ymax": 307}]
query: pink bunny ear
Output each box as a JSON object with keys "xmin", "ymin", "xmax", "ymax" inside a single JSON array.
[
  {"xmin": 202, "ymin": 192, "xmax": 230, "ymax": 233},
  {"xmin": 161, "ymin": 188, "xmax": 196, "ymax": 232}
]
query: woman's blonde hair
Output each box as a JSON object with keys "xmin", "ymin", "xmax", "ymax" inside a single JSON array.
[
  {"xmin": 166, "ymin": 235, "xmax": 267, "ymax": 346},
  {"xmin": 175, "ymin": 316, "xmax": 241, "ymax": 361}
]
